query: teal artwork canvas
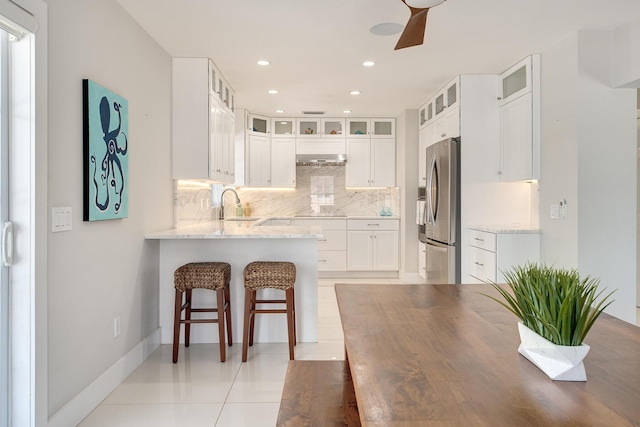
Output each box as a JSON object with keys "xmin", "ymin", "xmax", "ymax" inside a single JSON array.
[{"xmin": 82, "ymin": 79, "xmax": 129, "ymax": 221}]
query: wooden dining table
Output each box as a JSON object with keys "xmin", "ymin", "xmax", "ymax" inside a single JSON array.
[{"xmin": 335, "ymin": 283, "xmax": 640, "ymax": 426}]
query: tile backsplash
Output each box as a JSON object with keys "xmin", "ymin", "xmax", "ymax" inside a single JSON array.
[{"xmin": 174, "ymin": 165, "xmax": 400, "ymax": 227}]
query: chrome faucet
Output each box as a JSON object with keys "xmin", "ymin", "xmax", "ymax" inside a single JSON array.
[{"xmin": 219, "ymin": 187, "xmax": 240, "ymax": 220}]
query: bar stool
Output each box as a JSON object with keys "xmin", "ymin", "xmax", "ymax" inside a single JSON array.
[
  {"xmin": 242, "ymin": 261, "xmax": 296, "ymax": 362},
  {"xmin": 173, "ymin": 262, "xmax": 232, "ymax": 363}
]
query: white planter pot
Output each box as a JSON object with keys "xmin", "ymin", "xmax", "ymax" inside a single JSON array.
[{"xmin": 517, "ymin": 322, "xmax": 590, "ymax": 381}]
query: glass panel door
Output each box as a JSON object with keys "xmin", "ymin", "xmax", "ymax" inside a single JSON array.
[
  {"xmin": 0, "ymin": 29, "xmax": 8, "ymax": 427},
  {"xmin": 503, "ymin": 65, "xmax": 527, "ymax": 99}
]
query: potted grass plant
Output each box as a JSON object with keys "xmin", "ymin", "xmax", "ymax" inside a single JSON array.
[{"xmin": 484, "ymin": 263, "xmax": 615, "ymax": 381}]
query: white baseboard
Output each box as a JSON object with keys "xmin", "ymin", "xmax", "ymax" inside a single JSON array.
[{"xmin": 47, "ymin": 328, "xmax": 161, "ymax": 427}]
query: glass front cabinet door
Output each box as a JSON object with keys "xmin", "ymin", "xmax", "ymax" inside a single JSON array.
[{"xmin": 271, "ymin": 118, "xmax": 296, "ymax": 137}]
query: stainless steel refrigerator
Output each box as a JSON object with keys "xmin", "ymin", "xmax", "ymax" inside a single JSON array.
[{"xmin": 423, "ymin": 137, "xmax": 460, "ymax": 284}]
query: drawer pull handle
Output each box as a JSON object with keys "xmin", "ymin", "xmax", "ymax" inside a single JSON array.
[
  {"xmin": 474, "ymin": 262, "xmax": 484, "ymax": 267},
  {"xmin": 318, "ymin": 239, "xmax": 327, "ymax": 242},
  {"xmin": 474, "ymin": 237, "xmax": 484, "ymax": 241},
  {"xmin": 368, "ymin": 224, "xmax": 380, "ymax": 226},
  {"xmin": 318, "ymin": 259, "xmax": 327, "ymax": 263}
]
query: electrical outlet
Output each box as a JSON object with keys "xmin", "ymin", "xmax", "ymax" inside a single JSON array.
[{"xmin": 114, "ymin": 316, "xmax": 121, "ymax": 338}]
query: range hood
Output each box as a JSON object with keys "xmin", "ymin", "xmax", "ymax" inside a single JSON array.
[{"xmin": 296, "ymin": 154, "xmax": 347, "ymax": 166}]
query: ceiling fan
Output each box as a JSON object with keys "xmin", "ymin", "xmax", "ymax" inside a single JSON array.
[{"xmin": 395, "ymin": 0, "xmax": 447, "ymax": 50}]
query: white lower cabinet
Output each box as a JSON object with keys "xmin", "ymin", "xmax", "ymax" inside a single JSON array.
[
  {"xmin": 467, "ymin": 228, "xmax": 540, "ymax": 283},
  {"xmin": 294, "ymin": 219, "xmax": 346, "ymax": 271},
  {"xmin": 347, "ymin": 219, "xmax": 399, "ymax": 271},
  {"xmin": 418, "ymin": 241, "xmax": 426, "ymax": 279}
]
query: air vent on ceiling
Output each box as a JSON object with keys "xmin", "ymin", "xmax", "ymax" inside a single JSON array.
[{"xmin": 302, "ymin": 111, "xmax": 325, "ymax": 115}]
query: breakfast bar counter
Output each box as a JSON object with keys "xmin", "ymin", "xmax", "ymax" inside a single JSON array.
[
  {"xmin": 146, "ymin": 220, "xmax": 322, "ymax": 344},
  {"xmin": 336, "ymin": 283, "xmax": 640, "ymax": 426}
]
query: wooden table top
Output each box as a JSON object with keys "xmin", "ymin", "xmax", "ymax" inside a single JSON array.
[{"xmin": 335, "ymin": 283, "xmax": 640, "ymax": 426}]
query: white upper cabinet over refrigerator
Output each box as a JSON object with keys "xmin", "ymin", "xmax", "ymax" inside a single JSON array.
[
  {"xmin": 498, "ymin": 55, "xmax": 540, "ymax": 181},
  {"xmin": 172, "ymin": 57, "xmax": 235, "ymax": 183}
]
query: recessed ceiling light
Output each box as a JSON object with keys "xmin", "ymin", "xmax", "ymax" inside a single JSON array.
[
  {"xmin": 362, "ymin": 61, "xmax": 376, "ymax": 67},
  {"xmin": 343, "ymin": 110, "xmax": 352, "ymax": 114},
  {"xmin": 275, "ymin": 109, "xmax": 285, "ymax": 113},
  {"xmin": 350, "ymin": 90, "xmax": 361, "ymax": 95},
  {"xmin": 268, "ymin": 89, "xmax": 278, "ymax": 94},
  {"xmin": 370, "ymin": 22, "xmax": 404, "ymax": 36},
  {"xmin": 256, "ymin": 59, "xmax": 270, "ymax": 66}
]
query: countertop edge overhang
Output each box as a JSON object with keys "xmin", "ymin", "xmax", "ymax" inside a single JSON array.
[
  {"xmin": 145, "ymin": 221, "xmax": 323, "ymax": 239},
  {"xmin": 145, "ymin": 216, "xmax": 400, "ymax": 240}
]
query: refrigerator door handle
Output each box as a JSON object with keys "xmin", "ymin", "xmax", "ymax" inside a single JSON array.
[{"xmin": 426, "ymin": 155, "xmax": 436, "ymax": 225}]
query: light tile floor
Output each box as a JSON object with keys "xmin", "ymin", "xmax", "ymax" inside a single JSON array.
[
  {"xmin": 78, "ymin": 280, "xmax": 640, "ymax": 426},
  {"xmin": 79, "ymin": 278, "xmax": 402, "ymax": 427}
]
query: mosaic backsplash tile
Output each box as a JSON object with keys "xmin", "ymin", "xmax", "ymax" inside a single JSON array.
[{"xmin": 174, "ymin": 165, "xmax": 400, "ymax": 227}]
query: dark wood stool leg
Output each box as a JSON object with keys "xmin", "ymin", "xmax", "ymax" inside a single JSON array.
[
  {"xmin": 172, "ymin": 289, "xmax": 183, "ymax": 363},
  {"xmin": 185, "ymin": 288, "xmax": 192, "ymax": 347},
  {"xmin": 292, "ymin": 287, "xmax": 297, "ymax": 346},
  {"xmin": 216, "ymin": 287, "xmax": 226, "ymax": 362},
  {"xmin": 224, "ymin": 285, "xmax": 233, "ymax": 346},
  {"xmin": 242, "ymin": 288, "xmax": 253, "ymax": 362},
  {"xmin": 249, "ymin": 289, "xmax": 257, "ymax": 346},
  {"xmin": 286, "ymin": 288, "xmax": 295, "ymax": 360}
]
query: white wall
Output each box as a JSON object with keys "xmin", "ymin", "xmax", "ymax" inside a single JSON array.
[
  {"xmin": 45, "ymin": 0, "xmax": 172, "ymax": 416},
  {"xmin": 539, "ymin": 33, "xmax": 579, "ymax": 267},
  {"xmin": 539, "ymin": 30, "xmax": 637, "ymax": 323}
]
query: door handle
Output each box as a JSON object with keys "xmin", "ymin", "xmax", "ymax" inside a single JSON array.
[{"xmin": 2, "ymin": 221, "xmax": 13, "ymax": 266}]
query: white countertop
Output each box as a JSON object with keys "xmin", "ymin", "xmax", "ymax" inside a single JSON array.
[
  {"xmin": 145, "ymin": 220, "xmax": 323, "ymax": 240},
  {"xmin": 146, "ymin": 215, "xmax": 400, "ymax": 240},
  {"xmin": 469, "ymin": 224, "xmax": 541, "ymax": 234}
]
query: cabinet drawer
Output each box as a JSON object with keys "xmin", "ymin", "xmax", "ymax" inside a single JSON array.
[
  {"xmin": 468, "ymin": 229, "xmax": 496, "ymax": 252},
  {"xmin": 294, "ymin": 218, "xmax": 346, "ymax": 230},
  {"xmin": 317, "ymin": 250, "xmax": 346, "ymax": 271},
  {"xmin": 318, "ymin": 230, "xmax": 346, "ymax": 251},
  {"xmin": 468, "ymin": 246, "xmax": 497, "ymax": 283},
  {"xmin": 348, "ymin": 219, "xmax": 399, "ymax": 231}
]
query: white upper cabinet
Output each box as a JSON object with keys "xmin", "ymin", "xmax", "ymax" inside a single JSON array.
[
  {"xmin": 346, "ymin": 138, "xmax": 395, "ymax": 188},
  {"xmin": 271, "ymin": 118, "xmax": 296, "ymax": 138},
  {"xmin": 297, "ymin": 117, "xmax": 320, "ymax": 137},
  {"xmin": 296, "ymin": 118, "xmax": 344, "ymax": 138},
  {"xmin": 499, "ymin": 56, "xmax": 534, "ymax": 106},
  {"xmin": 246, "ymin": 134, "xmax": 271, "ymax": 187},
  {"xmin": 249, "ymin": 113, "xmax": 270, "ymax": 135},
  {"xmin": 172, "ymin": 57, "xmax": 235, "ymax": 183},
  {"xmin": 321, "ymin": 118, "xmax": 345, "ymax": 138},
  {"xmin": 347, "ymin": 118, "xmax": 396, "ymax": 138},
  {"xmin": 346, "ymin": 117, "xmax": 396, "ymax": 187},
  {"xmin": 434, "ymin": 77, "xmax": 459, "ymax": 120},
  {"xmin": 270, "ymin": 138, "xmax": 296, "ymax": 188},
  {"xmin": 498, "ymin": 55, "xmax": 540, "ymax": 181}
]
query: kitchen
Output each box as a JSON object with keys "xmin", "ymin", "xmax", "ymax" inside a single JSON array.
[{"xmin": 6, "ymin": 0, "xmax": 640, "ymax": 426}]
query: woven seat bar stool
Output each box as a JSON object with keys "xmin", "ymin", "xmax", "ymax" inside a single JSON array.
[
  {"xmin": 173, "ymin": 262, "xmax": 232, "ymax": 363},
  {"xmin": 242, "ymin": 261, "xmax": 297, "ymax": 362}
]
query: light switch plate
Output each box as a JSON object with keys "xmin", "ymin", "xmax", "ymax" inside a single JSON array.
[
  {"xmin": 550, "ymin": 204, "xmax": 560, "ymax": 219},
  {"xmin": 52, "ymin": 207, "xmax": 72, "ymax": 232}
]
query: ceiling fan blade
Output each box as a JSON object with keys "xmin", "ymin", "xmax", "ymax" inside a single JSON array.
[{"xmin": 395, "ymin": 1, "xmax": 429, "ymax": 50}]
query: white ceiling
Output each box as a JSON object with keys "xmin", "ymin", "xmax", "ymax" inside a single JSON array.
[{"xmin": 117, "ymin": 0, "xmax": 640, "ymax": 117}]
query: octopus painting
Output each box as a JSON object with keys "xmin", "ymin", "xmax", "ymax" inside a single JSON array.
[{"xmin": 83, "ymin": 80, "xmax": 129, "ymax": 221}]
